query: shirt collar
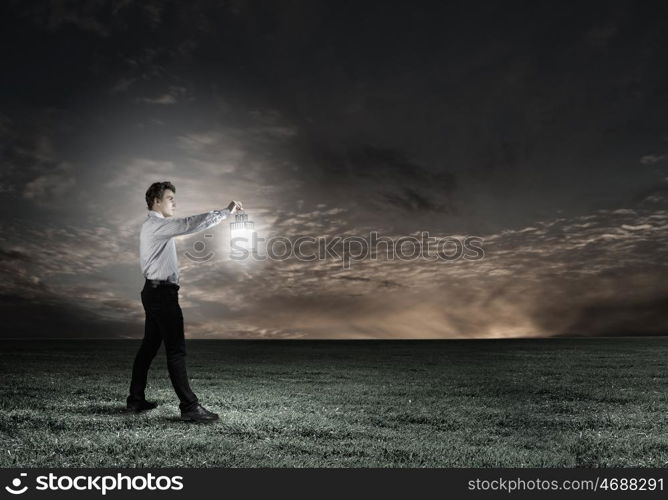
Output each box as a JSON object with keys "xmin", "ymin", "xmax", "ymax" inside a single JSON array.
[{"xmin": 148, "ymin": 210, "xmax": 165, "ymax": 219}]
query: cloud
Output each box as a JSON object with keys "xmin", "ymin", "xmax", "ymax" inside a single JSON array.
[
  {"xmin": 136, "ymin": 85, "xmax": 188, "ymax": 105},
  {"xmin": 104, "ymin": 158, "xmax": 177, "ymax": 189},
  {"xmin": 640, "ymin": 153, "xmax": 668, "ymax": 165},
  {"xmin": 109, "ymin": 76, "xmax": 138, "ymax": 94},
  {"xmin": 0, "ymin": 109, "xmax": 80, "ymax": 203},
  {"xmin": 44, "ymin": 0, "xmax": 111, "ymax": 37},
  {"xmin": 143, "ymin": 2, "xmax": 164, "ymax": 30},
  {"xmin": 23, "ymin": 162, "xmax": 77, "ymax": 204},
  {"xmin": 290, "ymin": 142, "xmax": 459, "ymax": 225}
]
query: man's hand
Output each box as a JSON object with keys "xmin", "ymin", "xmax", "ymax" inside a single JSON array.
[{"xmin": 227, "ymin": 200, "xmax": 243, "ymax": 214}]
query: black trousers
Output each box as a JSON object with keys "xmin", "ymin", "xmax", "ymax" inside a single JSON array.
[{"xmin": 128, "ymin": 280, "xmax": 199, "ymax": 411}]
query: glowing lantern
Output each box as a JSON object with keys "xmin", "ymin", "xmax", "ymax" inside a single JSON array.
[{"xmin": 229, "ymin": 210, "xmax": 255, "ymax": 258}]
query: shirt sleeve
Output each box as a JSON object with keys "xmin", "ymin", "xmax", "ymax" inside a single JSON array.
[{"xmin": 152, "ymin": 209, "xmax": 231, "ymax": 239}]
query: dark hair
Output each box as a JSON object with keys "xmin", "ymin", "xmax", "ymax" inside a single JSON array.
[{"xmin": 145, "ymin": 181, "xmax": 175, "ymax": 210}]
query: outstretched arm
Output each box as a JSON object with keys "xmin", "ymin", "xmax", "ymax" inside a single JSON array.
[{"xmin": 153, "ymin": 209, "xmax": 231, "ymax": 239}]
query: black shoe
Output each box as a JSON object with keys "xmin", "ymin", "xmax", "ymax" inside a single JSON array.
[
  {"xmin": 180, "ymin": 404, "xmax": 219, "ymax": 423},
  {"xmin": 126, "ymin": 400, "xmax": 158, "ymax": 413}
]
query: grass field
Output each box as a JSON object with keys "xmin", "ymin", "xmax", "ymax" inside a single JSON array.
[{"xmin": 1, "ymin": 338, "xmax": 668, "ymax": 467}]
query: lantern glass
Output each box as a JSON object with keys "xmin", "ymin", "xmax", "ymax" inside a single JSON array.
[{"xmin": 230, "ymin": 211, "xmax": 256, "ymax": 258}]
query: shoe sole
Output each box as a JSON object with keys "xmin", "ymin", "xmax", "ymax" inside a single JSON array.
[
  {"xmin": 180, "ymin": 416, "xmax": 220, "ymax": 423},
  {"xmin": 126, "ymin": 406, "xmax": 158, "ymax": 413}
]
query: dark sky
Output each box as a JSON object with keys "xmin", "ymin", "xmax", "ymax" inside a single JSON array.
[{"xmin": 1, "ymin": 0, "xmax": 667, "ymax": 338}]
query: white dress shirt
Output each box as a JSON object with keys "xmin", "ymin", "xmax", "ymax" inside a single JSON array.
[{"xmin": 140, "ymin": 209, "xmax": 231, "ymax": 285}]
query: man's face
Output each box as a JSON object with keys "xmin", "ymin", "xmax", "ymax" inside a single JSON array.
[{"xmin": 153, "ymin": 189, "xmax": 176, "ymax": 217}]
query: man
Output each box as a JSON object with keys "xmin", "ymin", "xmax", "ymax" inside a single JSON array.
[{"xmin": 126, "ymin": 181, "xmax": 242, "ymax": 423}]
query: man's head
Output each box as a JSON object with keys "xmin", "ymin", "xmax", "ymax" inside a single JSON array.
[{"xmin": 145, "ymin": 181, "xmax": 176, "ymax": 217}]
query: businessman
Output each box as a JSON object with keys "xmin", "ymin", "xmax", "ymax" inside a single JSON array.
[{"xmin": 126, "ymin": 181, "xmax": 242, "ymax": 423}]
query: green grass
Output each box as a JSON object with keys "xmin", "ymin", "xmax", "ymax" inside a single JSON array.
[{"xmin": 1, "ymin": 338, "xmax": 668, "ymax": 467}]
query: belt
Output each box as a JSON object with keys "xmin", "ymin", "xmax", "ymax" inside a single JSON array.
[{"xmin": 145, "ymin": 278, "xmax": 180, "ymax": 289}]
